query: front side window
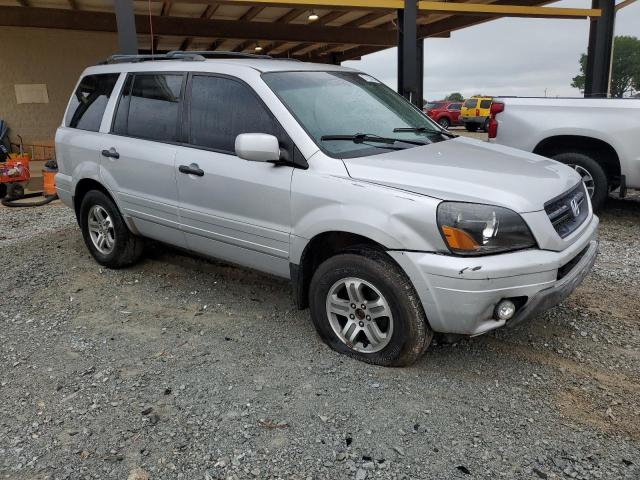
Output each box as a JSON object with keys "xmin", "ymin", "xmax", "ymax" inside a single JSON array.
[
  {"xmin": 189, "ymin": 75, "xmax": 278, "ymax": 153},
  {"xmin": 263, "ymin": 71, "xmax": 442, "ymax": 158},
  {"xmin": 112, "ymin": 73, "xmax": 184, "ymax": 142},
  {"xmin": 66, "ymin": 73, "xmax": 120, "ymax": 131}
]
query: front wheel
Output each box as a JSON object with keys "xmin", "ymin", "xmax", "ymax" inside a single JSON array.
[
  {"xmin": 437, "ymin": 117, "xmax": 450, "ymax": 129},
  {"xmin": 309, "ymin": 249, "xmax": 433, "ymax": 367},
  {"xmin": 551, "ymin": 151, "xmax": 608, "ymax": 211},
  {"xmin": 79, "ymin": 190, "xmax": 144, "ymax": 268}
]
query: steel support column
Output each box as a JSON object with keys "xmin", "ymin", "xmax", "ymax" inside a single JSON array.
[
  {"xmin": 397, "ymin": 1, "xmax": 422, "ymax": 108},
  {"xmin": 584, "ymin": 0, "xmax": 615, "ymax": 97},
  {"xmin": 114, "ymin": 0, "xmax": 138, "ymax": 54}
]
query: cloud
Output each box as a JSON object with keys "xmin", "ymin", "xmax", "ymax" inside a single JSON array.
[{"xmin": 344, "ymin": 0, "xmax": 640, "ymax": 100}]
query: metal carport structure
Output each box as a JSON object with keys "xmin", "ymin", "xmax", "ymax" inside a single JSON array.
[{"xmin": 0, "ymin": 0, "xmax": 635, "ymax": 105}]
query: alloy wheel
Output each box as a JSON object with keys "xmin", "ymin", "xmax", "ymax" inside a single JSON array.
[
  {"xmin": 569, "ymin": 164, "xmax": 596, "ymax": 198},
  {"xmin": 325, "ymin": 277, "xmax": 393, "ymax": 353},
  {"xmin": 87, "ymin": 205, "xmax": 115, "ymax": 254}
]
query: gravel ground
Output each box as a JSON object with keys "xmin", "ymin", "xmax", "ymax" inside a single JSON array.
[{"xmin": 1, "ymin": 193, "xmax": 639, "ymax": 480}]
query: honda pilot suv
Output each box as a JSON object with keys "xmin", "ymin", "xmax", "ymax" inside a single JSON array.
[{"xmin": 56, "ymin": 52, "xmax": 599, "ymax": 367}]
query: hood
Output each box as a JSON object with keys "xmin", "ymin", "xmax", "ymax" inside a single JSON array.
[{"xmin": 342, "ymin": 137, "xmax": 581, "ymax": 213}]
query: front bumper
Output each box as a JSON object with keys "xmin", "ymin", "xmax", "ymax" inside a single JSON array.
[{"xmin": 389, "ymin": 215, "xmax": 599, "ymax": 335}]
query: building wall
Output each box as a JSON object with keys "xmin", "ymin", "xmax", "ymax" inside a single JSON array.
[{"xmin": 0, "ymin": 27, "xmax": 118, "ymax": 146}]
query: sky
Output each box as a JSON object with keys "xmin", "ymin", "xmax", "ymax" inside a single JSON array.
[{"xmin": 343, "ymin": 0, "xmax": 640, "ymax": 100}]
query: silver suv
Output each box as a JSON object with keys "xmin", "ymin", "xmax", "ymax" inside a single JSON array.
[{"xmin": 56, "ymin": 52, "xmax": 599, "ymax": 366}]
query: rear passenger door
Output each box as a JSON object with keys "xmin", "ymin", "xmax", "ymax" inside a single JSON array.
[
  {"xmin": 102, "ymin": 72, "xmax": 187, "ymax": 248},
  {"xmin": 174, "ymin": 74, "xmax": 294, "ymax": 278}
]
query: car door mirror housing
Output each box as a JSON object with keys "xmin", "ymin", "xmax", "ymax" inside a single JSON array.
[{"xmin": 235, "ymin": 133, "xmax": 281, "ymax": 162}]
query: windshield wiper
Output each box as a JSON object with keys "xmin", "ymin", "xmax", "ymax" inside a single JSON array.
[
  {"xmin": 320, "ymin": 133, "xmax": 428, "ymax": 146},
  {"xmin": 393, "ymin": 126, "xmax": 457, "ymax": 139}
]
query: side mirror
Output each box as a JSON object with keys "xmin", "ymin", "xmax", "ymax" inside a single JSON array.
[{"xmin": 235, "ymin": 133, "xmax": 280, "ymax": 162}]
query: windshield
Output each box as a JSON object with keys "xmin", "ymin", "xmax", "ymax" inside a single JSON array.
[{"xmin": 263, "ymin": 71, "xmax": 442, "ymax": 158}]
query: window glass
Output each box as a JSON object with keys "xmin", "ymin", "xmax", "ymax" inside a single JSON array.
[
  {"xmin": 66, "ymin": 74, "xmax": 120, "ymax": 131},
  {"xmin": 448, "ymin": 103, "xmax": 462, "ymax": 110},
  {"xmin": 480, "ymin": 99, "xmax": 492, "ymax": 109},
  {"xmin": 463, "ymin": 99, "xmax": 478, "ymax": 108},
  {"xmin": 113, "ymin": 73, "xmax": 183, "ymax": 141},
  {"xmin": 263, "ymin": 71, "xmax": 440, "ymax": 158},
  {"xmin": 189, "ymin": 75, "xmax": 278, "ymax": 152},
  {"xmin": 425, "ymin": 102, "xmax": 445, "ymax": 110}
]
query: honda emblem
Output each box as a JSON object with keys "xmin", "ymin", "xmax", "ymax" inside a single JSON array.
[{"xmin": 570, "ymin": 198, "xmax": 580, "ymax": 218}]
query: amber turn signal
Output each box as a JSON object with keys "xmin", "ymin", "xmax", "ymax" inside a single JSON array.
[{"xmin": 440, "ymin": 226, "xmax": 480, "ymax": 251}]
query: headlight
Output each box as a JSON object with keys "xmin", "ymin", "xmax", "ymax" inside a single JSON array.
[{"xmin": 437, "ymin": 202, "xmax": 536, "ymax": 256}]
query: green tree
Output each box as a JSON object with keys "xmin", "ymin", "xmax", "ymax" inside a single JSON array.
[
  {"xmin": 572, "ymin": 35, "xmax": 640, "ymax": 97},
  {"xmin": 445, "ymin": 92, "xmax": 464, "ymax": 101}
]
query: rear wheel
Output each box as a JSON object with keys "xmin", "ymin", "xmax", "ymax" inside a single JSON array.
[
  {"xmin": 482, "ymin": 118, "xmax": 490, "ymax": 132},
  {"xmin": 551, "ymin": 151, "xmax": 608, "ymax": 211},
  {"xmin": 309, "ymin": 248, "xmax": 432, "ymax": 367},
  {"xmin": 465, "ymin": 123, "xmax": 479, "ymax": 132},
  {"xmin": 79, "ymin": 190, "xmax": 144, "ymax": 268},
  {"xmin": 437, "ymin": 117, "xmax": 450, "ymax": 129}
]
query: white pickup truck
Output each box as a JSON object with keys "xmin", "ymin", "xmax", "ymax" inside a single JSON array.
[{"xmin": 488, "ymin": 97, "xmax": 640, "ymax": 210}]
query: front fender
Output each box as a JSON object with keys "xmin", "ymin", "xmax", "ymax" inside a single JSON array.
[{"xmin": 290, "ymin": 173, "xmax": 445, "ymax": 264}]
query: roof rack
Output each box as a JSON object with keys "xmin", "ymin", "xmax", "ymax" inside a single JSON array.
[
  {"xmin": 99, "ymin": 50, "xmax": 282, "ymax": 65},
  {"xmin": 168, "ymin": 50, "xmax": 274, "ymax": 60},
  {"xmin": 100, "ymin": 51, "xmax": 205, "ymax": 64}
]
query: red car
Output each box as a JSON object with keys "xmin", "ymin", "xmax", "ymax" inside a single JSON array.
[{"xmin": 424, "ymin": 101, "xmax": 463, "ymax": 129}]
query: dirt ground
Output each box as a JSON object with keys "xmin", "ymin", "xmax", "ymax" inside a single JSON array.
[{"xmin": 1, "ymin": 187, "xmax": 639, "ymax": 479}]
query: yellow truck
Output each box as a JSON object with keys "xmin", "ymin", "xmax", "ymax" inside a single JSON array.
[{"xmin": 460, "ymin": 96, "xmax": 493, "ymax": 132}]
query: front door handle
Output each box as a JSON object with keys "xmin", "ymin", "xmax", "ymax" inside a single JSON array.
[
  {"xmin": 178, "ymin": 164, "xmax": 205, "ymax": 177},
  {"xmin": 101, "ymin": 148, "xmax": 120, "ymax": 159}
]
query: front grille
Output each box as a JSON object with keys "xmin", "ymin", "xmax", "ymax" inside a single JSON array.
[{"xmin": 545, "ymin": 183, "xmax": 589, "ymax": 238}]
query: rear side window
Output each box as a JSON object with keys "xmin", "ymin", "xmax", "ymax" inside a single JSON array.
[
  {"xmin": 66, "ymin": 73, "xmax": 119, "ymax": 131},
  {"xmin": 480, "ymin": 99, "xmax": 492, "ymax": 109},
  {"xmin": 112, "ymin": 73, "xmax": 184, "ymax": 142},
  {"xmin": 189, "ymin": 75, "xmax": 278, "ymax": 153},
  {"xmin": 448, "ymin": 103, "xmax": 462, "ymax": 110},
  {"xmin": 463, "ymin": 99, "xmax": 477, "ymax": 108}
]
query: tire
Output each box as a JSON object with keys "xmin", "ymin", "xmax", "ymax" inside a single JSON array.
[
  {"xmin": 79, "ymin": 190, "xmax": 144, "ymax": 268},
  {"xmin": 437, "ymin": 117, "xmax": 450, "ymax": 129},
  {"xmin": 465, "ymin": 123, "xmax": 479, "ymax": 132},
  {"xmin": 0, "ymin": 184, "xmax": 7, "ymax": 199},
  {"xmin": 551, "ymin": 151, "xmax": 608, "ymax": 211},
  {"xmin": 482, "ymin": 118, "xmax": 490, "ymax": 132},
  {"xmin": 309, "ymin": 248, "xmax": 433, "ymax": 367}
]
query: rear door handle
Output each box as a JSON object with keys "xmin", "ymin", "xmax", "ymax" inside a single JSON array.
[
  {"xmin": 178, "ymin": 164, "xmax": 204, "ymax": 177},
  {"xmin": 101, "ymin": 148, "xmax": 119, "ymax": 159}
]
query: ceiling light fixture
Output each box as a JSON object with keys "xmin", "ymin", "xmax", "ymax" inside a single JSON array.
[
  {"xmin": 308, "ymin": 11, "xmax": 319, "ymax": 22},
  {"xmin": 255, "ymin": 45, "xmax": 263, "ymax": 52}
]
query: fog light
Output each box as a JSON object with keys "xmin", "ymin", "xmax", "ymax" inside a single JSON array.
[{"xmin": 495, "ymin": 299, "xmax": 516, "ymax": 321}]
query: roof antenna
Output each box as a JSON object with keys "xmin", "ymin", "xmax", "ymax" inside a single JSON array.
[{"xmin": 148, "ymin": 0, "xmax": 155, "ymax": 58}]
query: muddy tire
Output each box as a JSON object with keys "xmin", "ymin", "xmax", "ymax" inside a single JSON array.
[
  {"xmin": 79, "ymin": 190, "xmax": 144, "ymax": 268},
  {"xmin": 309, "ymin": 248, "xmax": 432, "ymax": 367}
]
